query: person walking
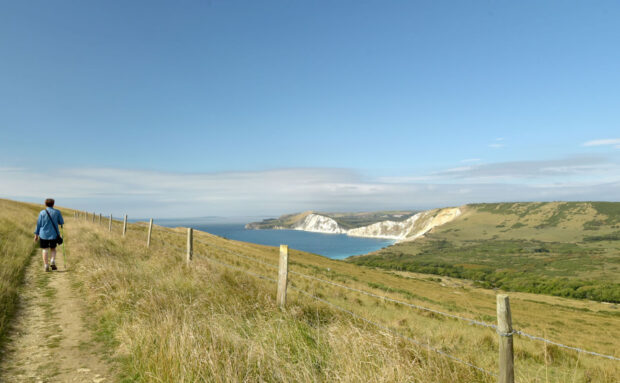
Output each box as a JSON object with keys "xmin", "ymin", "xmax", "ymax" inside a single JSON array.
[{"xmin": 34, "ymin": 198, "xmax": 65, "ymax": 272}]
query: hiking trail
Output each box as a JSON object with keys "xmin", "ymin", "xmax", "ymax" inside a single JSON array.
[{"xmin": 0, "ymin": 245, "xmax": 112, "ymax": 383}]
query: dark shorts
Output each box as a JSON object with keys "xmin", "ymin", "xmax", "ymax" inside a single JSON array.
[{"xmin": 39, "ymin": 238, "xmax": 58, "ymax": 249}]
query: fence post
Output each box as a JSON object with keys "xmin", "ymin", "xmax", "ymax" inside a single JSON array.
[
  {"xmin": 122, "ymin": 214, "xmax": 127, "ymax": 237},
  {"xmin": 186, "ymin": 228, "xmax": 193, "ymax": 264},
  {"xmin": 147, "ymin": 218, "xmax": 153, "ymax": 247},
  {"xmin": 277, "ymin": 244, "xmax": 289, "ymax": 308},
  {"xmin": 497, "ymin": 294, "xmax": 515, "ymax": 383},
  {"xmin": 109, "ymin": 214, "xmax": 112, "ymax": 232},
  {"xmin": 92, "ymin": 212, "xmax": 95, "ymax": 223},
  {"xmin": 99, "ymin": 213, "xmax": 102, "ymax": 224}
]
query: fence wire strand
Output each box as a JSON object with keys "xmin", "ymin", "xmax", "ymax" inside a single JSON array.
[
  {"xmin": 512, "ymin": 330, "xmax": 620, "ymax": 361},
  {"xmin": 196, "ymin": 252, "xmax": 278, "ymax": 284},
  {"xmin": 195, "ymin": 239, "xmax": 280, "ymax": 270},
  {"xmin": 156, "ymin": 226, "xmax": 620, "ymax": 362},
  {"xmin": 289, "ymin": 271, "xmax": 499, "ymax": 330},
  {"xmin": 288, "ymin": 285, "xmax": 497, "ymax": 377},
  {"xmin": 191, "ymin": 251, "xmax": 496, "ymax": 377}
]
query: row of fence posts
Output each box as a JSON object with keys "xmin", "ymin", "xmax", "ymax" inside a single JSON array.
[
  {"xmin": 72, "ymin": 210, "xmax": 515, "ymax": 383},
  {"xmin": 75, "ymin": 210, "xmax": 129, "ymax": 237}
]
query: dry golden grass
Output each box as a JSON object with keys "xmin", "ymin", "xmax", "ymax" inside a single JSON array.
[
  {"xmin": 1, "ymin": 199, "xmax": 618, "ymax": 382},
  {"xmin": 0, "ymin": 199, "xmax": 42, "ymax": 347},
  {"xmin": 66, "ymin": 221, "xmax": 494, "ymax": 382}
]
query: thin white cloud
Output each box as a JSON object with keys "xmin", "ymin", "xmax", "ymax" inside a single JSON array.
[
  {"xmin": 583, "ymin": 138, "xmax": 620, "ymax": 147},
  {"xmin": 435, "ymin": 156, "xmax": 613, "ymax": 179},
  {"xmin": 460, "ymin": 158, "xmax": 481, "ymax": 163},
  {"xmin": 489, "ymin": 138, "xmax": 505, "ymax": 149},
  {"xmin": 2, "ymin": 159, "xmax": 619, "ymax": 218},
  {"xmin": 442, "ymin": 166, "xmax": 473, "ymax": 173}
]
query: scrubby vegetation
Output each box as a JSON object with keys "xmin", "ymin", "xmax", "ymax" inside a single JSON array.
[
  {"xmin": 352, "ymin": 202, "xmax": 620, "ymax": 303},
  {"xmin": 353, "ymin": 238, "xmax": 620, "ymax": 302}
]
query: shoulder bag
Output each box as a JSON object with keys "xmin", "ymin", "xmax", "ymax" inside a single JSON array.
[{"xmin": 44, "ymin": 209, "xmax": 64, "ymax": 245}]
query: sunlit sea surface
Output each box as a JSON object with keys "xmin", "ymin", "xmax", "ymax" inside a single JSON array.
[{"xmin": 156, "ymin": 221, "xmax": 394, "ymax": 260}]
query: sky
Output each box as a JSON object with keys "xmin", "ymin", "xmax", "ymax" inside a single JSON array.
[{"xmin": 1, "ymin": 1, "xmax": 619, "ymax": 219}]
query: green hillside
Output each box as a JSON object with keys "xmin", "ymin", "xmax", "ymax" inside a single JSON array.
[
  {"xmin": 1, "ymin": 199, "xmax": 618, "ymax": 382},
  {"xmin": 350, "ymin": 202, "xmax": 620, "ymax": 302}
]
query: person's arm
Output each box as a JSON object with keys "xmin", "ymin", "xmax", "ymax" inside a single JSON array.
[
  {"xmin": 34, "ymin": 213, "xmax": 41, "ymax": 242},
  {"xmin": 58, "ymin": 210, "xmax": 65, "ymax": 228}
]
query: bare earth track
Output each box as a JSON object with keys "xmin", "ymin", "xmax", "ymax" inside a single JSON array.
[{"xmin": 0, "ymin": 253, "xmax": 112, "ymax": 382}]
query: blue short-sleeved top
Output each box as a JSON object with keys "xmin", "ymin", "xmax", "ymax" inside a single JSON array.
[{"xmin": 34, "ymin": 208, "xmax": 65, "ymax": 240}]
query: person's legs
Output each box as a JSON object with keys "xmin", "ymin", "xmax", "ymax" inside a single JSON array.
[
  {"xmin": 50, "ymin": 248, "xmax": 56, "ymax": 265},
  {"xmin": 42, "ymin": 248, "xmax": 50, "ymax": 271},
  {"xmin": 50, "ymin": 248, "xmax": 57, "ymax": 270}
]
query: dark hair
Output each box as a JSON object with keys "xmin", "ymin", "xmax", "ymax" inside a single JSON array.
[{"xmin": 45, "ymin": 198, "xmax": 55, "ymax": 207}]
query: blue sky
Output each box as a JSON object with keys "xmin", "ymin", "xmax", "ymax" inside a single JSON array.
[{"xmin": 1, "ymin": 1, "xmax": 619, "ymax": 218}]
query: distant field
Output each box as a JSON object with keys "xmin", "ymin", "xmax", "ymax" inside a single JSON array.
[{"xmin": 351, "ymin": 202, "xmax": 620, "ymax": 302}]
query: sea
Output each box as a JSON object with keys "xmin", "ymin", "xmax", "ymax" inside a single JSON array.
[{"xmin": 155, "ymin": 219, "xmax": 395, "ymax": 260}]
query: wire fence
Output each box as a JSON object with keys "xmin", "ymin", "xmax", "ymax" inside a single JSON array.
[
  {"xmin": 188, "ymin": 227, "xmax": 620, "ymax": 363},
  {"xmin": 192, "ymin": 250, "xmax": 497, "ymax": 377},
  {"xmin": 73, "ymin": 212, "xmax": 620, "ymax": 366}
]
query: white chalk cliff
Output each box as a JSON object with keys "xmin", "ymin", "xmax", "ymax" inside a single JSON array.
[
  {"xmin": 292, "ymin": 208, "xmax": 461, "ymax": 243},
  {"xmin": 293, "ymin": 214, "xmax": 347, "ymax": 234}
]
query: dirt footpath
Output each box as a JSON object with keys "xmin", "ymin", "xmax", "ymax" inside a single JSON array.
[{"xmin": 0, "ymin": 252, "xmax": 112, "ymax": 382}]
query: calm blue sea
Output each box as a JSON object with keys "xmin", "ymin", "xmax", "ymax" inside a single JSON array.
[{"xmin": 156, "ymin": 221, "xmax": 394, "ymax": 260}]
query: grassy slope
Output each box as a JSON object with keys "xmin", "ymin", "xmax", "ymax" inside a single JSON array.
[
  {"xmin": 247, "ymin": 210, "xmax": 417, "ymax": 230},
  {"xmin": 0, "ymin": 199, "xmax": 39, "ymax": 350},
  {"xmin": 2, "ymin": 199, "xmax": 618, "ymax": 382},
  {"xmin": 351, "ymin": 202, "xmax": 620, "ymax": 302}
]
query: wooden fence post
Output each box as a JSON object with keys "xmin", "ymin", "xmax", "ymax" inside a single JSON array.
[
  {"xmin": 92, "ymin": 212, "xmax": 95, "ymax": 223},
  {"xmin": 497, "ymin": 294, "xmax": 515, "ymax": 383},
  {"xmin": 109, "ymin": 214, "xmax": 112, "ymax": 232},
  {"xmin": 99, "ymin": 213, "xmax": 102, "ymax": 224},
  {"xmin": 147, "ymin": 219, "xmax": 153, "ymax": 247},
  {"xmin": 122, "ymin": 214, "xmax": 127, "ymax": 237},
  {"xmin": 277, "ymin": 244, "xmax": 289, "ymax": 308},
  {"xmin": 186, "ymin": 228, "xmax": 193, "ymax": 263}
]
